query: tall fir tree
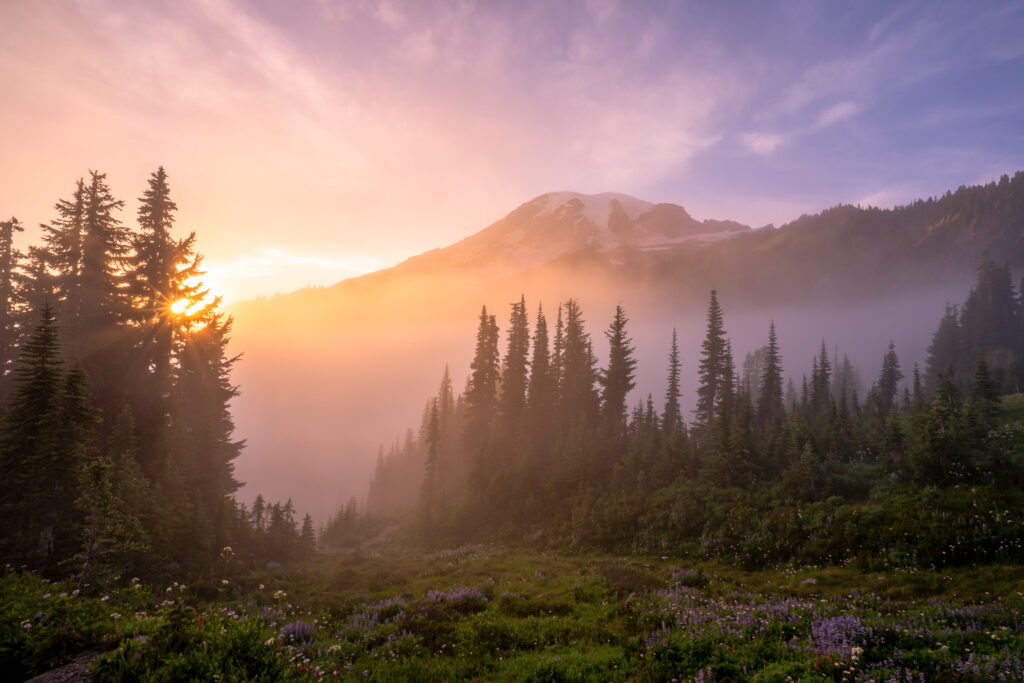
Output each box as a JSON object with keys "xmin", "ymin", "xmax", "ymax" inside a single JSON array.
[
  {"xmin": 877, "ymin": 341, "xmax": 904, "ymax": 417},
  {"xmin": 959, "ymin": 253, "xmax": 1020, "ymax": 392},
  {"xmin": 40, "ymin": 178, "xmax": 87, "ymax": 347},
  {"xmin": 78, "ymin": 171, "xmax": 130, "ymax": 363},
  {"xmin": 526, "ymin": 303, "xmax": 554, "ymax": 448},
  {"xmin": 0, "ymin": 307, "xmax": 100, "ymax": 571},
  {"xmin": 419, "ymin": 398, "xmax": 441, "ymax": 532},
  {"xmin": 925, "ymin": 303, "xmax": 962, "ymax": 395},
  {"xmin": 165, "ymin": 312, "xmax": 243, "ymax": 567},
  {"xmin": 757, "ymin": 321, "xmax": 785, "ymax": 427},
  {"xmin": 695, "ymin": 290, "xmax": 729, "ymax": 437},
  {"xmin": 810, "ymin": 339, "xmax": 832, "ymax": 420},
  {"xmin": 663, "ymin": 328, "xmax": 683, "ymax": 437},
  {"xmin": 558, "ymin": 299, "xmax": 599, "ymax": 429},
  {"xmin": 598, "ymin": 304, "xmax": 637, "ymax": 438},
  {"xmin": 464, "ymin": 305, "xmax": 500, "ymax": 455},
  {"xmin": 0, "ymin": 217, "xmax": 24, "ymax": 393},
  {"xmin": 498, "ymin": 296, "xmax": 530, "ymax": 439},
  {"xmin": 129, "ymin": 168, "xmax": 212, "ymax": 471}
]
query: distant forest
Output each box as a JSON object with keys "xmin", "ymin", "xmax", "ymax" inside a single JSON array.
[
  {"xmin": 0, "ymin": 170, "xmax": 313, "ymax": 587},
  {"xmin": 366, "ymin": 255, "xmax": 1024, "ymax": 568}
]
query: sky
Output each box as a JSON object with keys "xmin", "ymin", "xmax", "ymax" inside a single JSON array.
[{"xmin": 2, "ymin": 0, "xmax": 1023, "ymax": 302}]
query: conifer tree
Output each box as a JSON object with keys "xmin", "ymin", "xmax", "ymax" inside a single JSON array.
[
  {"xmin": 832, "ymin": 353, "xmax": 858, "ymax": 405},
  {"xmin": 741, "ymin": 346, "xmax": 766, "ymax": 401},
  {"xmin": 40, "ymin": 178, "xmax": 87, "ymax": 346},
  {"xmin": 552, "ymin": 304, "xmax": 565, "ymax": 407},
  {"xmin": 695, "ymin": 290, "xmax": 728, "ymax": 436},
  {"xmin": 0, "ymin": 217, "xmax": 24, "ymax": 392},
  {"xmin": 464, "ymin": 306, "xmax": 500, "ymax": 453},
  {"xmin": 165, "ymin": 312, "xmax": 243, "ymax": 564},
  {"xmin": 559, "ymin": 299, "xmax": 599, "ymax": 429},
  {"xmin": 959, "ymin": 253, "xmax": 1019, "ymax": 391},
  {"xmin": 967, "ymin": 356, "xmax": 1000, "ymax": 430},
  {"xmin": 910, "ymin": 373, "xmax": 970, "ymax": 485},
  {"xmin": 811, "ymin": 339, "xmax": 832, "ymax": 420},
  {"xmin": 0, "ymin": 305, "xmax": 65, "ymax": 561},
  {"xmin": 419, "ymin": 398, "xmax": 441, "ymax": 531},
  {"xmin": 300, "ymin": 513, "xmax": 316, "ymax": 555},
  {"xmin": 721, "ymin": 339, "xmax": 736, "ymax": 411},
  {"xmin": 599, "ymin": 304, "xmax": 637, "ymax": 437},
  {"xmin": 0, "ymin": 306, "xmax": 103, "ymax": 571},
  {"xmin": 129, "ymin": 167, "xmax": 212, "ymax": 473},
  {"xmin": 757, "ymin": 321, "xmax": 785, "ymax": 427},
  {"xmin": 76, "ymin": 407, "xmax": 151, "ymax": 588},
  {"xmin": 79, "ymin": 171, "xmax": 130, "ymax": 358},
  {"xmin": 498, "ymin": 296, "xmax": 530, "ymax": 437},
  {"xmin": 526, "ymin": 304, "xmax": 554, "ymax": 445},
  {"xmin": 663, "ymin": 328, "xmax": 683, "ymax": 437},
  {"xmin": 877, "ymin": 341, "xmax": 904, "ymax": 417},
  {"xmin": 925, "ymin": 303, "xmax": 962, "ymax": 394}
]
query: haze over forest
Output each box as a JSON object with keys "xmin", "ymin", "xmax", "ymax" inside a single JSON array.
[
  {"xmin": 4, "ymin": 2, "xmax": 1024, "ymax": 680},
  {"xmin": 229, "ymin": 176, "xmax": 1024, "ymax": 517},
  {"xmin": 1, "ymin": 1, "xmax": 1023, "ymax": 525}
]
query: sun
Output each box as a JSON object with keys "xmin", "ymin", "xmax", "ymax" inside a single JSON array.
[{"xmin": 170, "ymin": 299, "xmax": 190, "ymax": 315}]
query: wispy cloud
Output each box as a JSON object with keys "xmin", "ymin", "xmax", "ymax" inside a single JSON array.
[
  {"xmin": 2, "ymin": 0, "xmax": 1023, "ymax": 291},
  {"xmin": 814, "ymin": 101, "xmax": 860, "ymax": 129},
  {"xmin": 739, "ymin": 132, "xmax": 787, "ymax": 156}
]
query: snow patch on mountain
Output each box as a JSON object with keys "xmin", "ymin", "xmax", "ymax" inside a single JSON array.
[
  {"xmin": 395, "ymin": 191, "xmax": 751, "ymax": 273},
  {"xmin": 537, "ymin": 191, "xmax": 654, "ymax": 227}
]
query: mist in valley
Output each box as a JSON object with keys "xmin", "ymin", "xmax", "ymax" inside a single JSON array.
[{"xmin": 228, "ymin": 269, "xmax": 975, "ymax": 523}]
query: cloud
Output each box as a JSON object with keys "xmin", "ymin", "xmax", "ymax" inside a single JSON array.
[
  {"xmin": 739, "ymin": 132, "xmax": 787, "ymax": 156},
  {"xmin": 814, "ymin": 101, "xmax": 860, "ymax": 129}
]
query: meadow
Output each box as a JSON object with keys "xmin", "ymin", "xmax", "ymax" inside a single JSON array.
[{"xmin": 4, "ymin": 545, "xmax": 1023, "ymax": 681}]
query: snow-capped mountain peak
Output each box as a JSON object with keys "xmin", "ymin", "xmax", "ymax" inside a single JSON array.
[{"xmin": 399, "ymin": 191, "xmax": 750, "ymax": 272}]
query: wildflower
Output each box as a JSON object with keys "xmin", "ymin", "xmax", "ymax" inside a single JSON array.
[
  {"xmin": 274, "ymin": 590, "xmax": 286, "ymax": 600},
  {"xmin": 101, "ymin": 595, "xmax": 109, "ymax": 601},
  {"xmin": 259, "ymin": 584, "xmax": 265, "ymax": 590},
  {"xmin": 110, "ymin": 613, "xmax": 121, "ymax": 619},
  {"xmin": 166, "ymin": 587, "xmax": 173, "ymax": 593},
  {"xmin": 222, "ymin": 579, "xmax": 230, "ymax": 585},
  {"xmin": 71, "ymin": 589, "xmax": 79, "ymax": 596},
  {"xmin": 265, "ymin": 637, "xmax": 276, "ymax": 645},
  {"xmin": 42, "ymin": 593, "xmax": 51, "ymax": 599}
]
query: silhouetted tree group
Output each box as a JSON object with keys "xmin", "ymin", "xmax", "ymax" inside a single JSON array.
[
  {"xmin": 368, "ymin": 255, "xmax": 1024, "ymax": 566},
  {"xmin": 0, "ymin": 169, "xmax": 309, "ymax": 584}
]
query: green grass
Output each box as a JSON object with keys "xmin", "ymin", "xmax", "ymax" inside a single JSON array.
[{"xmin": 4, "ymin": 548, "xmax": 1023, "ymax": 680}]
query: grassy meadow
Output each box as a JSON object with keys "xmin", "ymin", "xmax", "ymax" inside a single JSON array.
[{"xmin": 4, "ymin": 545, "xmax": 1024, "ymax": 681}]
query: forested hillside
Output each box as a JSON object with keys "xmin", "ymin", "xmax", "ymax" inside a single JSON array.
[
  {"xmin": 369, "ymin": 255, "xmax": 1024, "ymax": 568},
  {"xmin": 228, "ymin": 173, "xmax": 1024, "ymax": 516}
]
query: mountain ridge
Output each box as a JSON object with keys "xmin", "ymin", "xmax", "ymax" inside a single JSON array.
[{"xmin": 260, "ymin": 172, "xmax": 1023, "ymax": 308}]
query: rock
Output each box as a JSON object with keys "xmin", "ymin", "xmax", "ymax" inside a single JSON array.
[{"xmin": 25, "ymin": 652, "xmax": 100, "ymax": 683}]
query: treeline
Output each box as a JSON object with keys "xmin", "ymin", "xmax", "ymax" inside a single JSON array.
[
  {"xmin": 368, "ymin": 254, "xmax": 1024, "ymax": 567},
  {"xmin": 0, "ymin": 169, "xmax": 312, "ymax": 586}
]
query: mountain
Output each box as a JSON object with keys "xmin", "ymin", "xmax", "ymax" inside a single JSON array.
[
  {"xmin": 394, "ymin": 191, "xmax": 750, "ymax": 274},
  {"xmin": 227, "ymin": 172, "xmax": 1024, "ymax": 519}
]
